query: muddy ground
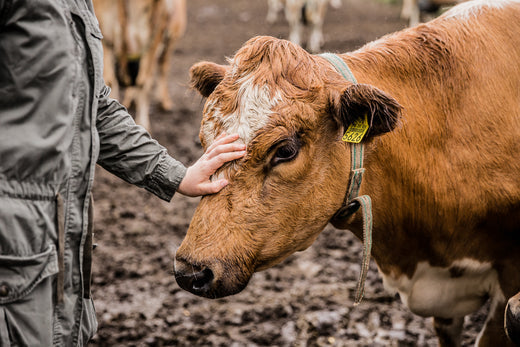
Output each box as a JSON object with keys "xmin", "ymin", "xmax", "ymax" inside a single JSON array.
[{"xmin": 88, "ymin": 0, "xmax": 488, "ymax": 346}]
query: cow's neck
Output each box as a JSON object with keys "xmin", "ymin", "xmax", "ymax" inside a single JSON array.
[{"xmin": 334, "ymin": 26, "xmax": 460, "ymax": 278}]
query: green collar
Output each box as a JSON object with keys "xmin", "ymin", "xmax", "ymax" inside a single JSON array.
[{"xmin": 320, "ymin": 52, "xmax": 373, "ymax": 305}]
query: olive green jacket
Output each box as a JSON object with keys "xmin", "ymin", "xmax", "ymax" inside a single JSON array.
[{"xmin": 0, "ymin": 0, "xmax": 186, "ymax": 345}]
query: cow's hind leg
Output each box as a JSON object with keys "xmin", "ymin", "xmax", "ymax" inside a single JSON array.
[
  {"xmin": 433, "ymin": 317, "xmax": 464, "ymax": 347},
  {"xmin": 505, "ymin": 292, "xmax": 520, "ymax": 345},
  {"xmin": 401, "ymin": 0, "xmax": 420, "ymax": 26},
  {"xmin": 285, "ymin": 0, "xmax": 304, "ymax": 47},
  {"xmin": 266, "ymin": 0, "xmax": 283, "ymax": 23},
  {"xmin": 156, "ymin": 35, "xmax": 178, "ymax": 112},
  {"xmin": 101, "ymin": 44, "xmax": 119, "ymax": 100},
  {"xmin": 306, "ymin": 0, "xmax": 325, "ymax": 53},
  {"xmin": 135, "ymin": 86, "xmax": 151, "ymax": 131}
]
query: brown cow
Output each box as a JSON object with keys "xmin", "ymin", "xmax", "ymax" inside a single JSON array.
[
  {"xmin": 92, "ymin": 0, "xmax": 187, "ymax": 131},
  {"xmin": 175, "ymin": 0, "xmax": 520, "ymax": 345}
]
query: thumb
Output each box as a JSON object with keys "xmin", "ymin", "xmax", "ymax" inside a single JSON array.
[{"xmin": 200, "ymin": 179, "xmax": 229, "ymax": 195}]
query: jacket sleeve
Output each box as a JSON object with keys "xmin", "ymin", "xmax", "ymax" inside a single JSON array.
[{"xmin": 95, "ymin": 88, "xmax": 187, "ymax": 202}]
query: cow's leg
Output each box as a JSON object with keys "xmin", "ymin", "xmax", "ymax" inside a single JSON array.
[
  {"xmin": 306, "ymin": 1, "xmax": 326, "ymax": 53},
  {"xmin": 122, "ymin": 86, "xmax": 137, "ymax": 110},
  {"xmin": 285, "ymin": 0, "xmax": 303, "ymax": 47},
  {"xmin": 133, "ymin": 17, "xmax": 165, "ymax": 131},
  {"xmin": 401, "ymin": 0, "xmax": 413, "ymax": 19},
  {"xmin": 133, "ymin": 53, "xmax": 154, "ymax": 131},
  {"xmin": 408, "ymin": 3, "xmax": 420, "ymax": 27},
  {"xmin": 505, "ymin": 292, "xmax": 520, "ymax": 345},
  {"xmin": 156, "ymin": 36, "xmax": 177, "ymax": 112},
  {"xmin": 476, "ymin": 299, "xmax": 515, "ymax": 347},
  {"xmin": 156, "ymin": 1, "xmax": 186, "ymax": 112},
  {"xmin": 266, "ymin": 0, "xmax": 283, "ymax": 23},
  {"xmin": 307, "ymin": 21, "xmax": 323, "ymax": 53},
  {"xmin": 102, "ymin": 44, "xmax": 119, "ymax": 100},
  {"xmin": 329, "ymin": 0, "xmax": 341, "ymax": 9},
  {"xmin": 433, "ymin": 317, "xmax": 464, "ymax": 347},
  {"xmin": 135, "ymin": 86, "xmax": 151, "ymax": 131},
  {"xmin": 401, "ymin": 0, "xmax": 420, "ymax": 26}
]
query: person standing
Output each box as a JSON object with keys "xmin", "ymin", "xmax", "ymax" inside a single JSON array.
[{"xmin": 0, "ymin": 0, "xmax": 244, "ymax": 345}]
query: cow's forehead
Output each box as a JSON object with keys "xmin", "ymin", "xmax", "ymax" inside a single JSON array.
[
  {"xmin": 200, "ymin": 36, "xmax": 324, "ymax": 148},
  {"xmin": 201, "ymin": 73, "xmax": 283, "ymax": 147}
]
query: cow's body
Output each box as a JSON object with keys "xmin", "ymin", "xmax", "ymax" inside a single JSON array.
[
  {"xmin": 266, "ymin": 0, "xmax": 341, "ymax": 53},
  {"xmin": 93, "ymin": 0, "xmax": 186, "ymax": 130},
  {"xmin": 175, "ymin": 1, "xmax": 520, "ymax": 345}
]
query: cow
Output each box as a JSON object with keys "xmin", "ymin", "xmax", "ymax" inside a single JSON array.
[
  {"xmin": 92, "ymin": 0, "xmax": 187, "ymax": 131},
  {"xmin": 174, "ymin": 0, "xmax": 520, "ymax": 345},
  {"xmin": 266, "ymin": 0, "xmax": 342, "ymax": 53},
  {"xmin": 401, "ymin": 0, "xmax": 464, "ymax": 26}
]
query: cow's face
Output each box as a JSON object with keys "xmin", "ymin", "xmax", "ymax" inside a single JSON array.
[{"xmin": 174, "ymin": 36, "xmax": 400, "ymax": 298}]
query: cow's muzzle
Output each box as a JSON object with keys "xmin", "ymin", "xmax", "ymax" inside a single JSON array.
[
  {"xmin": 174, "ymin": 256, "xmax": 250, "ymax": 298},
  {"xmin": 174, "ymin": 256, "xmax": 216, "ymax": 297}
]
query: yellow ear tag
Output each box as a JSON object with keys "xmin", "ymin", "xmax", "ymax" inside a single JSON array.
[{"xmin": 342, "ymin": 114, "xmax": 369, "ymax": 143}]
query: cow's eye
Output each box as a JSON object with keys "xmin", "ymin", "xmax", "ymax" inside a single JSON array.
[{"xmin": 271, "ymin": 140, "xmax": 300, "ymax": 166}]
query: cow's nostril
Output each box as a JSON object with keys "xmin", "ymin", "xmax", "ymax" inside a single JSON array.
[
  {"xmin": 192, "ymin": 268, "xmax": 214, "ymax": 291},
  {"xmin": 175, "ymin": 266, "xmax": 214, "ymax": 296}
]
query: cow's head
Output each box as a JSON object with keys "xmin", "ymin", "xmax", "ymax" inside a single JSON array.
[{"xmin": 174, "ymin": 36, "xmax": 401, "ymax": 298}]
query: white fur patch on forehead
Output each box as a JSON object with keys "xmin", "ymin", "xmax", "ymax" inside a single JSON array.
[
  {"xmin": 444, "ymin": 0, "xmax": 520, "ymax": 19},
  {"xmin": 203, "ymin": 74, "xmax": 282, "ymax": 147}
]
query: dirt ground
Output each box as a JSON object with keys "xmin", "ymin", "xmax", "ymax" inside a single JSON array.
[{"xmin": 88, "ymin": 0, "xmax": 488, "ymax": 346}]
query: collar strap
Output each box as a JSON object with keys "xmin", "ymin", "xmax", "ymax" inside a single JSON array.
[{"xmin": 319, "ymin": 53, "xmax": 373, "ymax": 305}]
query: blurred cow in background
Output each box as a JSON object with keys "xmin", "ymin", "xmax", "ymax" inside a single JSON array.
[
  {"xmin": 93, "ymin": 0, "xmax": 187, "ymax": 131},
  {"xmin": 266, "ymin": 0, "xmax": 342, "ymax": 53},
  {"xmin": 401, "ymin": 0, "xmax": 464, "ymax": 26}
]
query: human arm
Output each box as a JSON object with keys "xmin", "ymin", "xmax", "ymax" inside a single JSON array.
[{"xmin": 96, "ymin": 91, "xmax": 244, "ymax": 200}]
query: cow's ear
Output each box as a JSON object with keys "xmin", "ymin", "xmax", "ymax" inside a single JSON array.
[
  {"xmin": 334, "ymin": 83, "xmax": 402, "ymax": 138},
  {"xmin": 189, "ymin": 62, "xmax": 229, "ymax": 97}
]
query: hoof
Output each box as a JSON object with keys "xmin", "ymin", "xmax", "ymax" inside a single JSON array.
[{"xmin": 505, "ymin": 292, "xmax": 520, "ymax": 345}]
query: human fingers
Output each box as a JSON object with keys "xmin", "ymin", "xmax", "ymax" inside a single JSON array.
[
  {"xmin": 197, "ymin": 179, "xmax": 230, "ymax": 195},
  {"xmin": 206, "ymin": 133, "xmax": 240, "ymax": 152},
  {"xmin": 205, "ymin": 142, "xmax": 246, "ymax": 160},
  {"xmin": 207, "ymin": 150, "xmax": 246, "ymax": 171}
]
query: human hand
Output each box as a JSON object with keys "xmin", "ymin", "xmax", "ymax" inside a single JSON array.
[{"xmin": 177, "ymin": 134, "xmax": 246, "ymax": 197}]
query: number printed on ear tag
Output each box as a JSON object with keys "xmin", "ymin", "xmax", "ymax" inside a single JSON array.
[{"xmin": 342, "ymin": 114, "xmax": 369, "ymax": 143}]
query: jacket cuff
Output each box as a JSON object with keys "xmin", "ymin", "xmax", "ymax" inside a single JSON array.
[{"xmin": 145, "ymin": 154, "xmax": 187, "ymax": 202}]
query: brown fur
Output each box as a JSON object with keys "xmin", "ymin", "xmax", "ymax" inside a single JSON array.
[
  {"xmin": 176, "ymin": 3, "xmax": 520, "ymax": 345},
  {"xmin": 92, "ymin": 0, "xmax": 186, "ymax": 131}
]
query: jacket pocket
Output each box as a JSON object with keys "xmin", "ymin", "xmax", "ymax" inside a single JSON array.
[
  {"xmin": 0, "ymin": 244, "xmax": 58, "ymax": 304},
  {"xmin": 0, "ymin": 244, "xmax": 58, "ymax": 346}
]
